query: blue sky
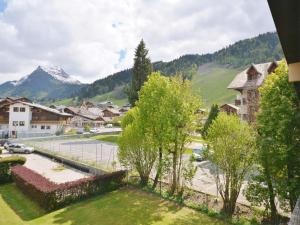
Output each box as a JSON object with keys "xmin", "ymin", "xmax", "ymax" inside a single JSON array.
[
  {"xmin": 0, "ymin": 0, "xmax": 275, "ymax": 83},
  {"xmin": 0, "ymin": 0, "xmax": 7, "ymax": 12}
]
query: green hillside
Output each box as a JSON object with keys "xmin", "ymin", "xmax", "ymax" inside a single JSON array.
[
  {"xmin": 67, "ymin": 63, "xmax": 239, "ymax": 107},
  {"xmin": 51, "ymin": 32, "xmax": 283, "ymax": 107},
  {"xmin": 192, "ymin": 63, "xmax": 240, "ymax": 105}
]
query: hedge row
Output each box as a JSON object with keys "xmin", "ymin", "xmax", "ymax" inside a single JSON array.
[
  {"xmin": 12, "ymin": 165, "xmax": 126, "ymax": 211},
  {"xmin": 0, "ymin": 156, "xmax": 26, "ymax": 183}
]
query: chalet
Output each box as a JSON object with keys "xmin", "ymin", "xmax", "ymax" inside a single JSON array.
[
  {"xmin": 228, "ymin": 61, "xmax": 278, "ymax": 122},
  {"xmin": 102, "ymin": 108, "xmax": 120, "ymax": 118},
  {"xmin": 64, "ymin": 107, "xmax": 106, "ymax": 128},
  {"xmin": 80, "ymin": 100, "xmax": 95, "ymax": 108},
  {"xmin": 0, "ymin": 98, "xmax": 72, "ymax": 138},
  {"xmin": 220, "ymin": 104, "xmax": 239, "ymax": 115}
]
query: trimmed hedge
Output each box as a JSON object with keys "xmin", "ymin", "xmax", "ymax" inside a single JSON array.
[
  {"xmin": 0, "ymin": 156, "xmax": 26, "ymax": 183},
  {"xmin": 12, "ymin": 165, "xmax": 126, "ymax": 211}
]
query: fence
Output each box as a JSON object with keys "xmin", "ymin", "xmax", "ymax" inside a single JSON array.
[{"xmin": 22, "ymin": 136, "xmax": 120, "ymax": 172}]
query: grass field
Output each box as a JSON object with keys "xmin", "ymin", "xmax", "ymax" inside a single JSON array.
[
  {"xmin": 0, "ymin": 184, "xmax": 230, "ymax": 225},
  {"xmin": 93, "ymin": 134, "xmax": 119, "ymax": 143}
]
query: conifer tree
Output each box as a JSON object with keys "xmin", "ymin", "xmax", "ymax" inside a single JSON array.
[{"xmin": 128, "ymin": 39, "xmax": 152, "ymax": 106}]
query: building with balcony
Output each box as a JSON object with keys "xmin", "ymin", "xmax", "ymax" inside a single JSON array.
[
  {"xmin": 0, "ymin": 97, "xmax": 72, "ymax": 138},
  {"xmin": 228, "ymin": 61, "xmax": 278, "ymax": 122}
]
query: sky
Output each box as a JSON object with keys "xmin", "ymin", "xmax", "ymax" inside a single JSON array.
[{"xmin": 0, "ymin": 0, "xmax": 276, "ymax": 84}]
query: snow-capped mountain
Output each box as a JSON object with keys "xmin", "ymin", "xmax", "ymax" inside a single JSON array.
[{"xmin": 0, "ymin": 66, "xmax": 85, "ymax": 100}]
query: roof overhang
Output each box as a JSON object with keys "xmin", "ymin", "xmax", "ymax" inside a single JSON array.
[{"xmin": 267, "ymin": 0, "xmax": 300, "ymax": 82}]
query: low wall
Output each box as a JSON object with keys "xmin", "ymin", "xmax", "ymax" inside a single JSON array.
[{"xmin": 35, "ymin": 149, "xmax": 106, "ymax": 176}]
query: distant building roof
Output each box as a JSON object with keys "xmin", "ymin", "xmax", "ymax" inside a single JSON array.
[
  {"xmin": 103, "ymin": 107, "xmax": 120, "ymax": 115},
  {"xmin": 228, "ymin": 61, "xmax": 279, "ymax": 90},
  {"xmin": 0, "ymin": 97, "xmax": 71, "ymax": 117},
  {"xmin": 220, "ymin": 103, "xmax": 239, "ymax": 111},
  {"xmin": 65, "ymin": 106, "xmax": 106, "ymax": 121},
  {"xmin": 20, "ymin": 102, "xmax": 72, "ymax": 117}
]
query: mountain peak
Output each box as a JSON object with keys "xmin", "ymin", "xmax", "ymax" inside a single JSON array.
[{"xmin": 37, "ymin": 65, "xmax": 81, "ymax": 84}]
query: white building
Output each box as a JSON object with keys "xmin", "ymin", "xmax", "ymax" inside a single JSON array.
[{"xmin": 0, "ymin": 97, "xmax": 72, "ymax": 138}]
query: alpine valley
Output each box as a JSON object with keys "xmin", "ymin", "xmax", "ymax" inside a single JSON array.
[{"xmin": 0, "ymin": 32, "xmax": 283, "ymax": 106}]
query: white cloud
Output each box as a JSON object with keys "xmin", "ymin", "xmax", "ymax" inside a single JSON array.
[{"xmin": 0, "ymin": 0, "xmax": 275, "ymax": 83}]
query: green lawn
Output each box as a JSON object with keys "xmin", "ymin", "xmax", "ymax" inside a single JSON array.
[
  {"xmin": 0, "ymin": 184, "xmax": 230, "ymax": 225},
  {"xmin": 94, "ymin": 134, "xmax": 119, "ymax": 144}
]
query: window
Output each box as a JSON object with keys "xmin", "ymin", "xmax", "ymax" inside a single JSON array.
[
  {"xmin": 46, "ymin": 125, "xmax": 51, "ymax": 130},
  {"xmin": 41, "ymin": 125, "xmax": 45, "ymax": 130},
  {"xmin": 19, "ymin": 121, "xmax": 25, "ymax": 126},
  {"xmin": 31, "ymin": 125, "xmax": 37, "ymax": 128},
  {"xmin": 13, "ymin": 107, "xmax": 19, "ymax": 112},
  {"xmin": 12, "ymin": 121, "xmax": 18, "ymax": 126},
  {"xmin": 20, "ymin": 107, "xmax": 26, "ymax": 112}
]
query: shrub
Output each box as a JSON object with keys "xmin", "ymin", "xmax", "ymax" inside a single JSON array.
[
  {"xmin": 12, "ymin": 165, "xmax": 126, "ymax": 211},
  {"xmin": 0, "ymin": 156, "xmax": 26, "ymax": 183},
  {"xmin": 0, "ymin": 149, "xmax": 2, "ymax": 154}
]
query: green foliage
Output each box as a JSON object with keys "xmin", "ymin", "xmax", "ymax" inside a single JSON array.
[
  {"xmin": 254, "ymin": 61, "xmax": 300, "ymax": 214},
  {"xmin": 127, "ymin": 39, "xmax": 152, "ymax": 106},
  {"xmin": 245, "ymin": 171, "xmax": 272, "ymax": 218},
  {"xmin": 94, "ymin": 135, "xmax": 119, "ymax": 143},
  {"xmin": 118, "ymin": 113, "xmax": 157, "ymax": 186},
  {"xmin": 83, "ymin": 124, "xmax": 91, "ymax": 132},
  {"xmin": 207, "ymin": 113, "xmax": 256, "ymax": 217},
  {"xmin": 202, "ymin": 104, "xmax": 219, "ymax": 138},
  {"xmin": 0, "ymin": 156, "xmax": 26, "ymax": 183}
]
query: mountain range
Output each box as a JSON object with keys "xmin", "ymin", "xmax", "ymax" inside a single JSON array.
[
  {"xmin": 0, "ymin": 66, "xmax": 85, "ymax": 101},
  {"xmin": 75, "ymin": 32, "xmax": 283, "ymax": 106},
  {"xmin": 0, "ymin": 32, "xmax": 284, "ymax": 106}
]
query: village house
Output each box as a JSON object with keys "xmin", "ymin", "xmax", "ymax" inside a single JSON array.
[
  {"xmin": 227, "ymin": 61, "xmax": 278, "ymax": 122},
  {"xmin": 64, "ymin": 106, "xmax": 107, "ymax": 128},
  {"xmin": 0, "ymin": 97, "xmax": 72, "ymax": 138},
  {"xmin": 102, "ymin": 108, "xmax": 120, "ymax": 118},
  {"xmin": 220, "ymin": 103, "xmax": 239, "ymax": 115}
]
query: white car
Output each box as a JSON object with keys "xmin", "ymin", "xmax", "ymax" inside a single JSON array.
[
  {"xmin": 105, "ymin": 124, "xmax": 113, "ymax": 128},
  {"xmin": 192, "ymin": 144, "xmax": 207, "ymax": 161},
  {"xmin": 8, "ymin": 143, "xmax": 34, "ymax": 154}
]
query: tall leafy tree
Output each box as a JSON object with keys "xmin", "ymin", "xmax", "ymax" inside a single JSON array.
[
  {"xmin": 136, "ymin": 72, "xmax": 171, "ymax": 189},
  {"xmin": 249, "ymin": 61, "xmax": 300, "ymax": 220},
  {"xmin": 128, "ymin": 39, "xmax": 152, "ymax": 106},
  {"xmin": 207, "ymin": 113, "xmax": 256, "ymax": 217},
  {"xmin": 118, "ymin": 108, "xmax": 157, "ymax": 186}
]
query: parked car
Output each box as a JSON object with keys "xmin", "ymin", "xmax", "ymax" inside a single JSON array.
[
  {"xmin": 90, "ymin": 128, "xmax": 99, "ymax": 133},
  {"xmin": 192, "ymin": 144, "xmax": 207, "ymax": 162},
  {"xmin": 0, "ymin": 139, "xmax": 8, "ymax": 147},
  {"xmin": 3, "ymin": 140, "xmax": 12, "ymax": 149},
  {"xmin": 105, "ymin": 124, "xmax": 113, "ymax": 128},
  {"xmin": 8, "ymin": 144, "xmax": 34, "ymax": 154}
]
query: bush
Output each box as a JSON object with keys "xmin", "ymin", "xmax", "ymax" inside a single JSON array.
[
  {"xmin": 12, "ymin": 165, "xmax": 126, "ymax": 211},
  {"xmin": 0, "ymin": 149, "xmax": 2, "ymax": 154},
  {"xmin": 0, "ymin": 156, "xmax": 26, "ymax": 183}
]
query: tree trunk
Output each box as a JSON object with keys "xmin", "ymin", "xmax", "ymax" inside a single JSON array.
[
  {"xmin": 170, "ymin": 151, "xmax": 178, "ymax": 195},
  {"xmin": 152, "ymin": 146, "xmax": 163, "ymax": 189},
  {"xmin": 264, "ymin": 161, "xmax": 278, "ymax": 224},
  {"xmin": 140, "ymin": 175, "xmax": 149, "ymax": 187}
]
